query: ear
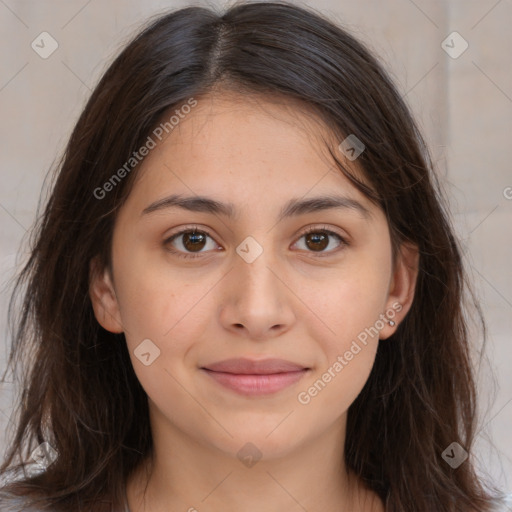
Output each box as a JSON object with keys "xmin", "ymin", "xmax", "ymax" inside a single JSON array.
[
  {"xmin": 89, "ymin": 256, "xmax": 124, "ymax": 333},
  {"xmin": 379, "ymin": 241, "xmax": 419, "ymax": 340}
]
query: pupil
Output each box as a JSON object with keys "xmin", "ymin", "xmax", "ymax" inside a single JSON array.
[
  {"xmin": 184, "ymin": 232, "xmax": 205, "ymax": 251},
  {"xmin": 306, "ymin": 232, "xmax": 328, "ymax": 251},
  {"xmin": 181, "ymin": 231, "xmax": 329, "ymax": 253}
]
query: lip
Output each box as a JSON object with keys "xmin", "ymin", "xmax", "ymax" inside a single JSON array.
[{"xmin": 200, "ymin": 358, "xmax": 310, "ymax": 396}]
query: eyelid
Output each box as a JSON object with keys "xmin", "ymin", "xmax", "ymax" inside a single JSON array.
[
  {"xmin": 291, "ymin": 225, "xmax": 349, "ymax": 256},
  {"xmin": 163, "ymin": 224, "xmax": 349, "ymax": 259},
  {"xmin": 163, "ymin": 224, "xmax": 220, "ymax": 260}
]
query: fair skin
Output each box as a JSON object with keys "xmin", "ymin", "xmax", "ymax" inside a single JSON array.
[{"xmin": 90, "ymin": 91, "xmax": 418, "ymax": 512}]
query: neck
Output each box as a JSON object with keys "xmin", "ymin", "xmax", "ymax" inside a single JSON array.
[{"xmin": 125, "ymin": 407, "xmax": 383, "ymax": 512}]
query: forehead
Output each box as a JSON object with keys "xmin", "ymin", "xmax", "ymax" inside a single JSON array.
[
  {"xmin": 156, "ymin": 92, "xmax": 334, "ymax": 166},
  {"xmin": 127, "ymin": 90, "xmax": 374, "ymax": 215}
]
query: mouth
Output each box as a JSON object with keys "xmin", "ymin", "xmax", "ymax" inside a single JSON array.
[{"xmin": 200, "ymin": 358, "xmax": 310, "ymax": 396}]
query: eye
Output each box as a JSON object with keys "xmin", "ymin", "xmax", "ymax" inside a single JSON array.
[
  {"xmin": 164, "ymin": 224, "xmax": 348, "ymax": 260},
  {"xmin": 292, "ymin": 226, "xmax": 348, "ymax": 256},
  {"xmin": 164, "ymin": 226, "xmax": 219, "ymax": 260}
]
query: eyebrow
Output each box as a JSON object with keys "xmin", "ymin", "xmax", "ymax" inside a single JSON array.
[{"xmin": 141, "ymin": 193, "xmax": 371, "ymax": 221}]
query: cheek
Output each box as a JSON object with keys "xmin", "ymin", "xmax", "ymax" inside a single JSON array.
[
  {"xmin": 334, "ymin": 279, "xmax": 386, "ymax": 345},
  {"xmin": 296, "ymin": 275, "xmax": 385, "ymax": 413},
  {"xmin": 294, "ymin": 257, "xmax": 389, "ymax": 413},
  {"xmin": 296, "ymin": 342, "xmax": 377, "ymax": 426},
  {"xmin": 114, "ymin": 264, "xmax": 204, "ymax": 409},
  {"xmin": 112, "ymin": 250, "xmax": 218, "ymax": 388},
  {"xmin": 113, "ymin": 244, "xmax": 207, "ymax": 341},
  {"xmin": 306, "ymin": 257, "xmax": 390, "ymax": 352}
]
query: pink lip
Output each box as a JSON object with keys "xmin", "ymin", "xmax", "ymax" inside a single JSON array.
[{"xmin": 201, "ymin": 358, "xmax": 310, "ymax": 396}]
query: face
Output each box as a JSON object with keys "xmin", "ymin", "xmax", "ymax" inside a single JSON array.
[{"xmin": 90, "ymin": 91, "xmax": 418, "ymax": 462}]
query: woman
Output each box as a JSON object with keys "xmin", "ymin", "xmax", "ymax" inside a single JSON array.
[{"xmin": 0, "ymin": 2, "xmax": 508, "ymax": 510}]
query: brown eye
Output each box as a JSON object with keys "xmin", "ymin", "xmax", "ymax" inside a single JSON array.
[
  {"xmin": 165, "ymin": 228, "xmax": 219, "ymax": 259},
  {"xmin": 294, "ymin": 227, "xmax": 347, "ymax": 255},
  {"xmin": 304, "ymin": 232, "xmax": 329, "ymax": 251},
  {"xmin": 182, "ymin": 231, "xmax": 207, "ymax": 252}
]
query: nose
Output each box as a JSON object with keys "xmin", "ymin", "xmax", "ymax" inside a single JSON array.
[{"xmin": 218, "ymin": 242, "xmax": 296, "ymax": 341}]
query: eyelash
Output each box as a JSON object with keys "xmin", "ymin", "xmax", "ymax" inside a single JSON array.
[{"xmin": 163, "ymin": 224, "xmax": 348, "ymax": 260}]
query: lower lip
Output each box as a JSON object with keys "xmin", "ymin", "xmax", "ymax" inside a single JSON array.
[{"xmin": 201, "ymin": 369, "xmax": 308, "ymax": 396}]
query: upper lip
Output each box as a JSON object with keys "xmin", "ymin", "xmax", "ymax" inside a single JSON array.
[{"xmin": 201, "ymin": 358, "xmax": 309, "ymax": 375}]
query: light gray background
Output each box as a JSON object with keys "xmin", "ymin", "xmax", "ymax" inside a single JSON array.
[{"xmin": 0, "ymin": 0, "xmax": 511, "ymax": 493}]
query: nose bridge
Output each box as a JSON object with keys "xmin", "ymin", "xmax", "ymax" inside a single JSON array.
[
  {"xmin": 220, "ymin": 233, "xmax": 295, "ymax": 338},
  {"xmin": 235, "ymin": 233, "xmax": 281, "ymax": 304}
]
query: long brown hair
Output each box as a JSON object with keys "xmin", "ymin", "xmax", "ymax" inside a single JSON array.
[{"xmin": 0, "ymin": 1, "xmax": 501, "ymax": 510}]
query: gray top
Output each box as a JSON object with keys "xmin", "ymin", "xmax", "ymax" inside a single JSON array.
[
  {"xmin": 0, "ymin": 492, "xmax": 131, "ymax": 511},
  {"xmin": 0, "ymin": 464, "xmax": 132, "ymax": 511}
]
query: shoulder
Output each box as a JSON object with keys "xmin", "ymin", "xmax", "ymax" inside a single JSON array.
[
  {"xmin": 0, "ymin": 490, "xmax": 47, "ymax": 512},
  {"xmin": 0, "ymin": 466, "xmax": 129, "ymax": 512},
  {"xmin": 0, "ymin": 464, "xmax": 50, "ymax": 512}
]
